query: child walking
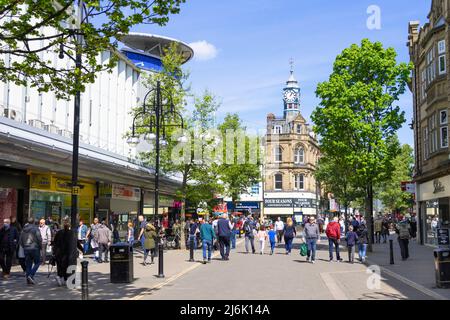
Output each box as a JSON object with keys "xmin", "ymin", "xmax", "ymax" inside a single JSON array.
[
  {"xmin": 257, "ymin": 226, "xmax": 268, "ymax": 255},
  {"xmin": 267, "ymin": 226, "xmax": 277, "ymax": 255},
  {"xmin": 345, "ymin": 225, "xmax": 358, "ymax": 264}
]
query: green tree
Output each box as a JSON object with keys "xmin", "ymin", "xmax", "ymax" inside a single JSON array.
[
  {"xmin": 0, "ymin": 0, "xmax": 186, "ymax": 100},
  {"xmin": 315, "ymin": 153, "xmax": 365, "ymax": 223},
  {"xmin": 378, "ymin": 142, "xmax": 414, "ymax": 215},
  {"xmin": 312, "ymin": 39, "xmax": 412, "ymax": 251},
  {"xmin": 217, "ymin": 113, "xmax": 261, "ymax": 211}
]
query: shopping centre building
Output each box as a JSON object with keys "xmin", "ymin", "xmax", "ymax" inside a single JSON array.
[{"xmin": 0, "ymin": 32, "xmax": 193, "ymax": 232}]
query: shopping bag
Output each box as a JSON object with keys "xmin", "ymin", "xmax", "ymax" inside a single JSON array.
[{"xmin": 299, "ymin": 243, "xmax": 308, "ymax": 256}]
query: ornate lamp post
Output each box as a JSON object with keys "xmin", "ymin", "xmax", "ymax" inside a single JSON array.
[{"xmin": 127, "ymin": 81, "xmax": 185, "ymax": 278}]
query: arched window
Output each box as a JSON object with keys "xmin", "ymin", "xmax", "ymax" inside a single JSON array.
[
  {"xmin": 274, "ymin": 173, "xmax": 283, "ymax": 190},
  {"xmin": 294, "ymin": 147, "xmax": 305, "ymax": 164},
  {"xmin": 294, "ymin": 174, "xmax": 305, "ymax": 190},
  {"xmin": 274, "ymin": 146, "xmax": 283, "ymax": 162}
]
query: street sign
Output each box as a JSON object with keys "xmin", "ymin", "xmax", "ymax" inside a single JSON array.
[
  {"xmin": 401, "ymin": 181, "xmax": 415, "ymax": 194},
  {"xmin": 437, "ymin": 228, "xmax": 450, "ymax": 247}
]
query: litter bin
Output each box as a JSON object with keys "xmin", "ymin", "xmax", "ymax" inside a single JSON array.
[
  {"xmin": 110, "ymin": 243, "xmax": 134, "ymax": 283},
  {"xmin": 433, "ymin": 248, "xmax": 450, "ymax": 288}
]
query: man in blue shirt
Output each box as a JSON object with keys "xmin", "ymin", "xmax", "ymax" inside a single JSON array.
[
  {"xmin": 188, "ymin": 219, "xmax": 199, "ymax": 250},
  {"xmin": 200, "ymin": 219, "xmax": 215, "ymax": 264}
]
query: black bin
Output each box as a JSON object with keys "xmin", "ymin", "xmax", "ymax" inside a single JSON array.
[
  {"xmin": 433, "ymin": 248, "xmax": 450, "ymax": 288},
  {"xmin": 110, "ymin": 243, "xmax": 134, "ymax": 283}
]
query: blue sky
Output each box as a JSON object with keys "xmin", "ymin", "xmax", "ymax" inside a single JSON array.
[{"xmin": 132, "ymin": 0, "xmax": 432, "ymax": 147}]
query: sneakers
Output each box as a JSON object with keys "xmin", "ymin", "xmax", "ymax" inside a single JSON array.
[
  {"xmin": 207, "ymin": 259, "xmax": 211, "ymax": 263},
  {"xmin": 311, "ymin": 260, "xmax": 315, "ymax": 264},
  {"xmin": 260, "ymin": 252, "xmax": 263, "ymax": 255},
  {"xmin": 203, "ymin": 260, "xmax": 207, "ymax": 264},
  {"xmin": 27, "ymin": 276, "xmax": 36, "ymax": 285}
]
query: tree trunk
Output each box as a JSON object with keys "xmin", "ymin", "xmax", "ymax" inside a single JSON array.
[
  {"xmin": 344, "ymin": 204, "xmax": 348, "ymax": 231},
  {"xmin": 366, "ymin": 182, "xmax": 374, "ymax": 252}
]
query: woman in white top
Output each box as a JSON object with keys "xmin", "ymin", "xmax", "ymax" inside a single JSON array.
[{"xmin": 256, "ymin": 226, "xmax": 268, "ymax": 255}]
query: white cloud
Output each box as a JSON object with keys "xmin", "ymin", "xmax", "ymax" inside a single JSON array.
[{"xmin": 189, "ymin": 40, "xmax": 218, "ymax": 61}]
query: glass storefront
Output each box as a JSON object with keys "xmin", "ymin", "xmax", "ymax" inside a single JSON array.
[
  {"xmin": 29, "ymin": 172, "xmax": 95, "ymax": 225},
  {"xmin": 423, "ymin": 198, "xmax": 450, "ymax": 245}
]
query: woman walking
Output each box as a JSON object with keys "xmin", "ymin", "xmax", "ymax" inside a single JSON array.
[
  {"xmin": 256, "ymin": 226, "xmax": 268, "ymax": 255},
  {"xmin": 52, "ymin": 217, "xmax": 80, "ymax": 287},
  {"xmin": 283, "ymin": 218, "xmax": 296, "ymax": 255},
  {"xmin": 143, "ymin": 223, "xmax": 158, "ymax": 266}
]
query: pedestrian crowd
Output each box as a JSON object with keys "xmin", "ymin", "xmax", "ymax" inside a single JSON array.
[{"xmin": 0, "ymin": 210, "xmax": 419, "ymax": 288}]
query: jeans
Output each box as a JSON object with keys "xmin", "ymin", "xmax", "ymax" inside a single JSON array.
[
  {"xmin": 328, "ymin": 238, "xmax": 341, "ymax": 260},
  {"xmin": 270, "ymin": 241, "xmax": 276, "ymax": 254},
  {"xmin": 24, "ymin": 248, "xmax": 40, "ymax": 279},
  {"xmin": 375, "ymin": 232, "xmax": 381, "ymax": 243},
  {"xmin": 358, "ymin": 243, "xmax": 367, "ymax": 261},
  {"xmin": 0, "ymin": 249, "xmax": 13, "ymax": 274},
  {"xmin": 285, "ymin": 237, "xmax": 294, "ymax": 253},
  {"xmin": 189, "ymin": 234, "xmax": 197, "ymax": 250},
  {"xmin": 277, "ymin": 230, "xmax": 284, "ymax": 243},
  {"xmin": 348, "ymin": 246, "xmax": 355, "ymax": 262},
  {"xmin": 202, "ymin": 239, "xmax": 213, "ymax": 260},
  {"xmin": 245, "ymin": 236, "xmax": 255, "ymax": 253},
  {"xmin": 144, "ymin": 248, "xmax": 155, "ymax": 263},
  {"xmin": 230, "ymin": 231, "xmax": 236, "ymax": 249},
  {"xmin": 98, "ymin": 243, "xmax": 109, "ymax": 262},
  {"xmin": 398, "ymin": 238, "xmax": 409, "ymax": 260},
  {"xmin": 219, "ymin": 236, "xmax": 231, "ymax": 259},
  {"xmin": 40, "ymin": 243, "xmax": 48, "ymax": 264},
  {"xmin": 306, "ymin": 238, "xmax": 317, "ymax": 261}
]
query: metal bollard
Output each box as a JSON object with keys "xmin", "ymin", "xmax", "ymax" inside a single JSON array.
[
  {"xmin": 389, "ymin": 239, "xmax": 394, "ymax": 265},
  {"xmin": 157, "ymin": 243, "xmax": 165, "ymax": 278},
  {"xmin": 81, "ymin": 260, "xmax": 89, "ymax": 300},
  {"xmin": 189, "ymin": 237, "xmax": 195, "ymax": 262}
]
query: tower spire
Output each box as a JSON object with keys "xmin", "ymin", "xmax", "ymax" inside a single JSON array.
[{"xmin": 289, "ymin": 57, "xmax": 294, "ymax": 74}]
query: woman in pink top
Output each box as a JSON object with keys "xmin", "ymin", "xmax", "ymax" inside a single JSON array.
[{"xmin": 257, "ymin": 226, "xmax": 268, "ymax": 255}]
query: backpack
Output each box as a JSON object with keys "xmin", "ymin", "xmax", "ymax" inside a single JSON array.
[
  {"xmin": 398, "ymin": 224, "xmax": 410, "ymax": 239},
  {"xmin": 244, "ymin": 221, "xmax": 252, "ymax": 234}
]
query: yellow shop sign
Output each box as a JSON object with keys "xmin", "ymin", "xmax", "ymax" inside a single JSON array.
[{"xmin": 30, "ymin": 174, "xmax": 51, "ymax": 189}]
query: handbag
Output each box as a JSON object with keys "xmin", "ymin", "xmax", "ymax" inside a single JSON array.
[
  {"xmin": 299, "ymin": 243, "xmax": 308, "ymax": 257},
  {"xmin": 18, "ymin": 245, "xmax": 25, "ymax": 259},
  {"xmin": 46, "ymin": 244, "xmax": 53, "ymax": 254}
]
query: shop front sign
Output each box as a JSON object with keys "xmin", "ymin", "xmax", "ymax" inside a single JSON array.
[
  {"xmin": 112, "ymin": 184, "xmax": 141, "ymax": 202},
  {"xmin": 264, "ymin": 198, "xmax": 316, "ymax": 209},
  {"xmin": 434, "ymin": 179, "xmax": 446, "ymax": 194}
]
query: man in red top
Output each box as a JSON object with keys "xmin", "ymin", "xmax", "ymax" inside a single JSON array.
[{"xmin": 326, "ymin": 216, "xmax": 342, "ymax": 262}]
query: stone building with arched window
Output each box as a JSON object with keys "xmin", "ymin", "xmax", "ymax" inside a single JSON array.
[{"xmin": 263, "ymin": 67, "xmax": 320, "ymax": 221}]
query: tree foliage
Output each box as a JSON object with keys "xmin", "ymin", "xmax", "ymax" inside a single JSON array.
[
  {"xmin": 0, "ymin": 0, "xmax": 186, "ymax": 99},
  {"xmin": 377, "ymin": 141, "xmax": 414, "ymax": 214}
]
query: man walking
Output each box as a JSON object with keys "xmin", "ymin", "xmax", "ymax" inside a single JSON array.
[
  {"xmin": 200, "ymin": 219, "xmax": 215, "ymax": 264},
  {"xmin": 243, "ymin": 216, "xmax": 256, "ymax": 254},
  {"xmin": 137, "ymin": 215, "xmax": 147, "ymax": 252},
  {"xmin": 38, "ymin": 218, "xmax": 51, "ymax": 265},
  {"xmin": 374, "ymin": 215, "xmax": 383, "ymax": 244},
  {"xmin": 326, "ymin": 216, "xmax": 342, "ymax": 262},
  {"xmin": 188, "ymin": 219, "xmax": 199, "ymax": 250},
  {"xmin": 172, "ymin": 219, "xmax": 182, "ymax": 249},
  {"xmin": 275, "ymin": 217, "xmax": 284, "ymax": 244},
  {"xmin": 95, "ymin": 220, "xmax": 112, "ymax": 263},
  {"xmin": 0, "ymin": 218, "xmax": 19, "ymax": 279},
  {"xmin": 304, "ymin": 216, "xmax": 320, "ymax": 263},
  {"xmin": 217, "ymin": 214, "xmax": 233, "ymax": 260},
  {"xmin": 396, "ymin": 218, "xmax": 411, "ymax": 260},
  {"xmin": 19, "ymin": 217, "xmax": 42, "ymax": 285},
  {"xmin": 86, "ymin": 217, "xmax": 100, "ymax": 262}
]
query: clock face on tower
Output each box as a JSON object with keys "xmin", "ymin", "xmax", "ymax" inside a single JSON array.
[{"xmin": 284, "ymin": 89, "xmax": 298, "ymax": 103}]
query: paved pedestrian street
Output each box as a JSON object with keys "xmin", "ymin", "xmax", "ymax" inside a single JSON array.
[{"xmin": 0, "ymin": 235, "xmax": 447, "ymax": 300}]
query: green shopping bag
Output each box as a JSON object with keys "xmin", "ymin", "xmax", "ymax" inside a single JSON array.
[{"xmin": 300, "ymin": 243, "xmax": 308, "ymax": 256}]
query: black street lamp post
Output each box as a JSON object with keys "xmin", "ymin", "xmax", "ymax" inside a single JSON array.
[{"xmin": 128, "ymin": 81, "xmax": 185, "ymax": 278}]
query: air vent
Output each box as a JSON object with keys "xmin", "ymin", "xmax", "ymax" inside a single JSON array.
[
  {"xmin": 28, "ymin": 119, "xmax": 45, "ymax": 129},
  {"xmin": 58, "ymin": 129, "xmax": 73, "ymax": 139},
  {"xmin": 44, "ymin": 124, "xmax": 59, "ymax": 134}
]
